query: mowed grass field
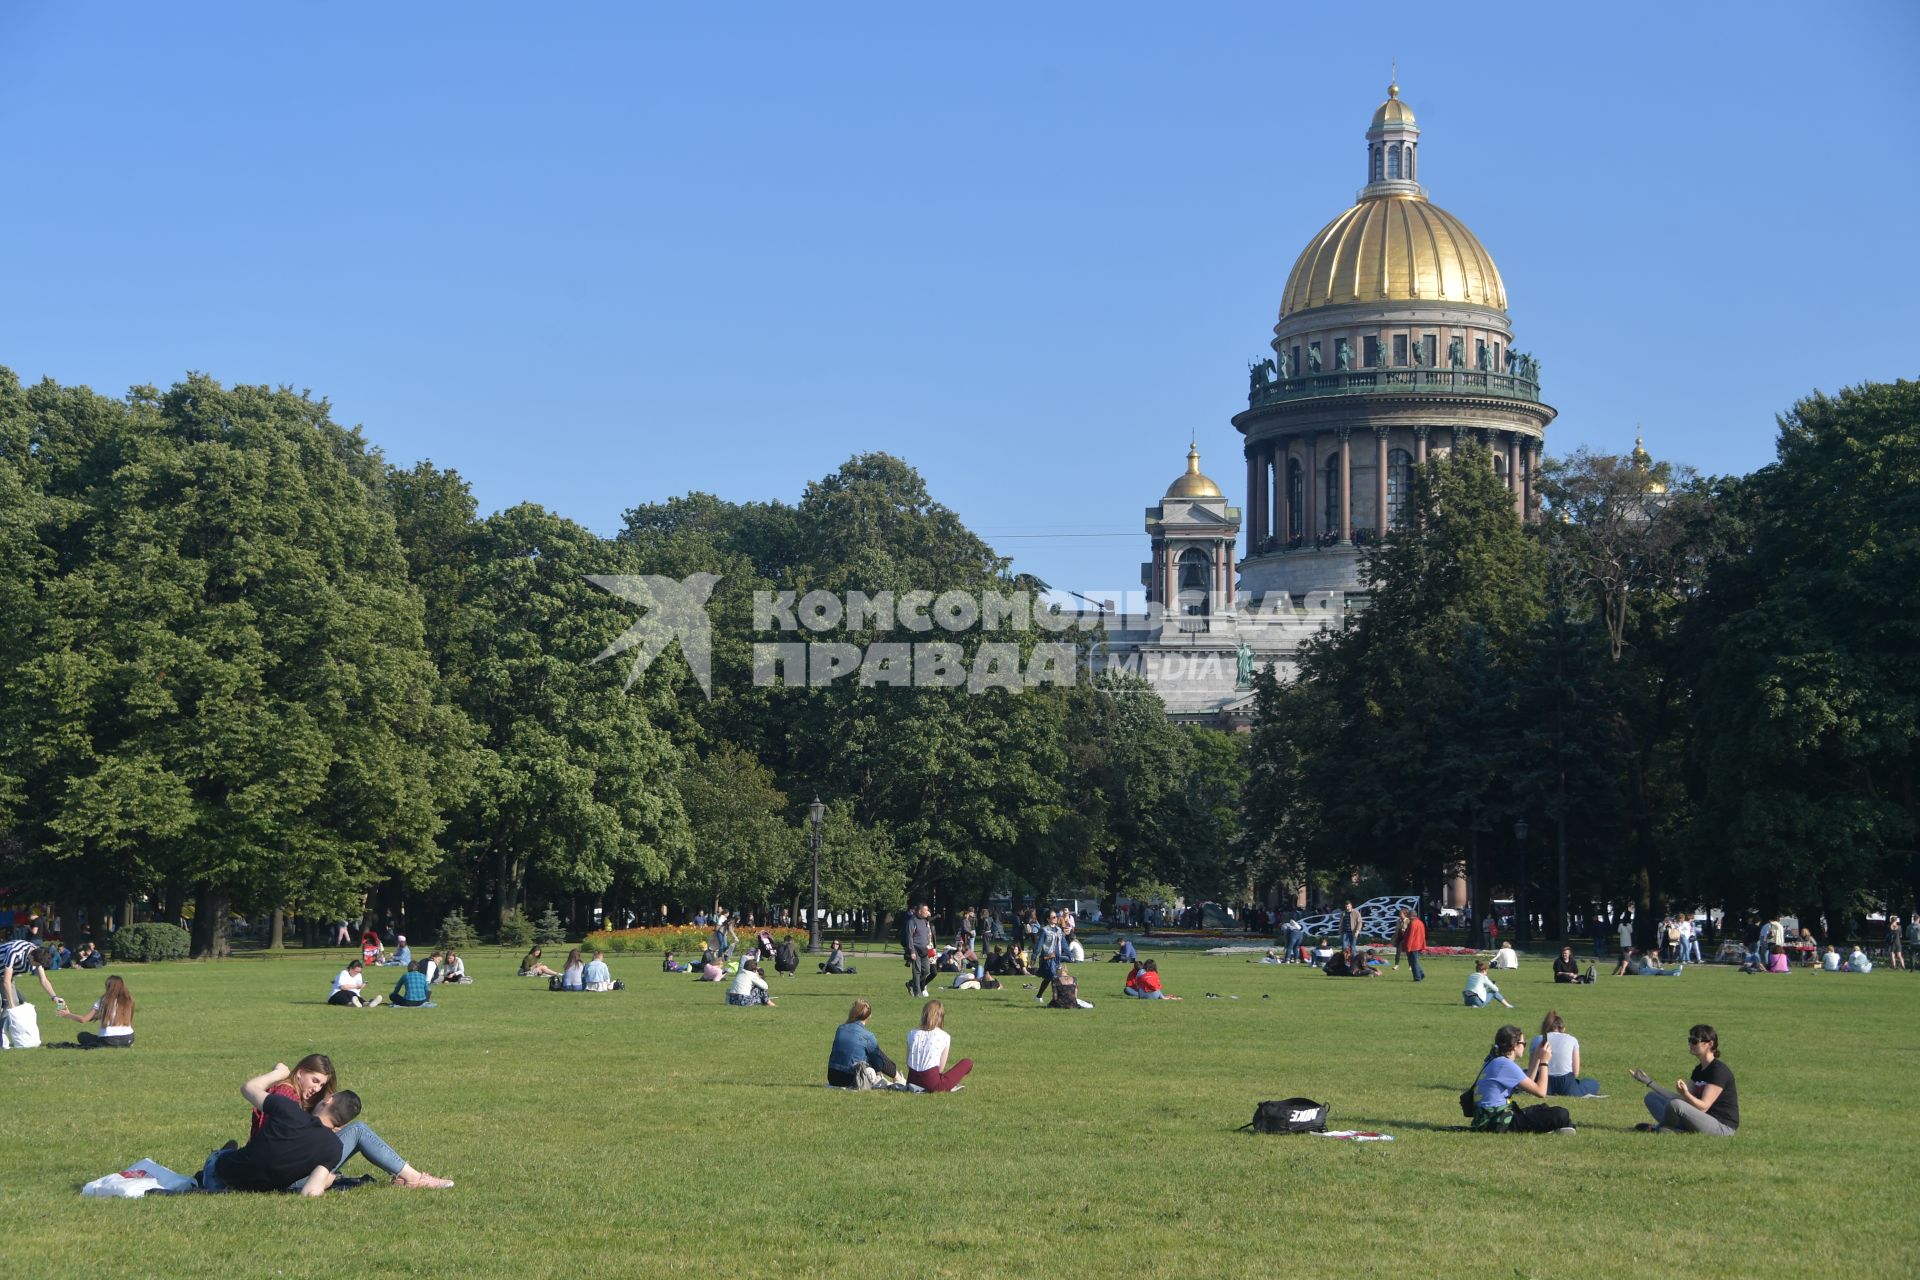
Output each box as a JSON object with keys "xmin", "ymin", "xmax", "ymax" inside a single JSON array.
[{"xmin": 2, "ymin": 943, "xmax": 1916, "ymax": 1279}]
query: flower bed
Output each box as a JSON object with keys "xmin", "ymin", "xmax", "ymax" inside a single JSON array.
[{"xmin": 582, "ymin": 925, "xmax": 806, "ymax": 955}]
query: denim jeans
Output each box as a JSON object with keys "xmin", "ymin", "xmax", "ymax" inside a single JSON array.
[
  {"xmin": 1463, "ymin": 991, "xmax": 1489, "ymax": 1007},
  {"xmin": 1547, "ymin": 1073, "xmax": 1602, "ymax": 1097},
  {"xmin": 1408, "ymin": 951, "xmax": 1425, "ymax": 982},
  {"xmin": 333, "ymin": 1120, "xmax": 405, "ymax": 1176},
  {"xmin": 1122, "ymin": 988, "xmax": 1165, "ymax": 998},
  {"xmin": 1341, "ymin": 929, "xmax": 1358, "ymax": 954},
  {"xmin": 1283, "ymin": 937, "xmax": 1303, "ymax": 962}
]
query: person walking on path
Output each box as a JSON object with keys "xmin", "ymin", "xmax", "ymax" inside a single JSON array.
[
  {"xmin": 1401, "ymin": 908, "xmax": 1428, "ymax": 982},
  {"xmin": 904, "ymin": 904, "xmax": 935, "ymax": 999}
]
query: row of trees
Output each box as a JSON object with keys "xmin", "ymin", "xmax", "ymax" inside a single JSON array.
[
  {"xmin": 0, "ymin": 369, "xmax": 1242, "ymax": 954},
  {"xmin": 1243, "ymin": 380, "xmax": 1919, "ymax": 947},
  {"xmin": 3, "ymin": 366, "xmax": 1911, "ymax": 954}
]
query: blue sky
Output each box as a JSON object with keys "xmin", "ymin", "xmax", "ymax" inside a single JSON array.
[{"xmin": 3, "ymin": 2, "xmax": 1915, "ymax": 598}]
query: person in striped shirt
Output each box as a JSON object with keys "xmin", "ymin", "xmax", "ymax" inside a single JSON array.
[{"xmin": 2, "ymin": 939, "xmax": 65, "ymax": 1014}]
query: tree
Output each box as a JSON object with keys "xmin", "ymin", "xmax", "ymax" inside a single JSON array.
[
  {"xmin": 674, "ymin": 742, "xmax": 794, "ymax": 911},
  {"xmin": 1245, "ymin": 443, "xmax": 1547, "ymax": 923},
  {"xmin": 1686, "ymin": 381, "xmax": 1920, "ymax": 924},
  {"xmin": 437, "ymin": 504, "xmax": 691, "ymax": 930},
  {"xmin": 0, "ymin": 372, "xmax": 467, "ymax": 955}
]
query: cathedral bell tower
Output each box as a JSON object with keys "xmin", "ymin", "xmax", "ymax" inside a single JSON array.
[{"xmin": 1143, "ymin": 442, "xmax": 1240, "ymax": 633}]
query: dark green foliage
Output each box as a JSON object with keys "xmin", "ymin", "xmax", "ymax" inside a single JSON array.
[
  {"xmin": 436, "ymin": 909, "xmax": 478, "ymax": 951},
  {"xmin": 495, "ymin": 908, "xmax": 535, "ymax": 948},
  {"xmin": 533, "ymin": 905, "xmax": 569, "ymax": 946},
  {"xmin": 1685, "ymin": 381, "xmax": 1920, "ymax": 920},
  {"xmin": 109, "ymin": 921, "xmax": 191, "ymax": 962}
]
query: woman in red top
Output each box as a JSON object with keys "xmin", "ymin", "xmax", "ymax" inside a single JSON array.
[{"xmin": 1123, "ymin": 958, "xmax": 1182, "ymax": 1000}]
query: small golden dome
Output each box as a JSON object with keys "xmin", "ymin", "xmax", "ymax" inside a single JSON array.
[
  {"xmin": 1166, "ymin": 442, "xmax": 1223, "ymax": 499},
  {"xmin": 1372, "ymin": 82, "xmax": 1416, "ymax": 128},
  {"xmin": 1279, "ymin": 194, "xmax": 1506, "ymax": 317},
  {"xmin": 1631, "ymin": 434, "xmax": 1667, "ymax": 494}
]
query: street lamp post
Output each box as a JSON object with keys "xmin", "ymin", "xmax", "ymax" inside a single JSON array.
[
  {"xmin": 808, "ymin": 797, "xmax": 826, "ymax": 953},
  {"xmin": 1513, "ymin": 818, "xmax": 1530, "ymax": 945}
]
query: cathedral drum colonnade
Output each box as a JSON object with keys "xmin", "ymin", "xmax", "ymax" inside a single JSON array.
[{"xmin": 1237, "ymin": 81, "xmax": 1555, "ymax": 597}]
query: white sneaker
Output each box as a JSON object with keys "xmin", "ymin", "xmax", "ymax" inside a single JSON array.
[{"xmin": 1553, "ymin": 1127, "xmax": 1578, "ymax": 1135}]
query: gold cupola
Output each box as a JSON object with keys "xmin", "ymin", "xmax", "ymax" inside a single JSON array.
[
  {"xmin": 1165, "ymin": 441, "xmax": 1224, "ymax": 499},
  {"xmin": 1277, "ymin": 83, "xmax": 1507, "ymax": 318}
]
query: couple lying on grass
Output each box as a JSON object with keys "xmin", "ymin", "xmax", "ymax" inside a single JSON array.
[{"xmin": 196, "ymin": 1054, "xmax": 453, "ymax": 1194}]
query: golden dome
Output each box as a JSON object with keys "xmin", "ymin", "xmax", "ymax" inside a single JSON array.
[
  {"xmin": 1279, "ymin": 194, "xmax": 1507, "ymax": 317},
  {"xmin": 1631, "ymin": 434, "xmax": 1667, "ymax": 494},
  {"xmin": 1166, "ymin": 442, "xmax": 1223, "ymax": 499},
  {"xmin": 1372, "ymin": 82, "xmax": 1416, "ymax": 128}
]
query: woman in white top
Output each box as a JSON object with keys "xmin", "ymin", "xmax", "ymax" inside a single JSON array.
[
  {"xmin": 904, "ymin": 999, "xmax": 972, "ymax": 1092},
  {"xmin": 1491, "ymin": 943, "xmax": 1520, "ymax": 970},
  {"xmin": 1463, "ymin": 962, "xmax": 1513, "ymax": 1008},
  {"xmin": 327, "ymin": 960, "xmax": 381, "ymax": 1008},
  {"xmin": 1526, "ymin": 1009, "xmax": 1605, "ymax": 1097},
  {"xmin": 726, "ymin": 958, "xmax": 775, "ymax": 1006},
  {"xmin": 56, "ymin": 974, "xmax": 136, "ymax": 1047}
]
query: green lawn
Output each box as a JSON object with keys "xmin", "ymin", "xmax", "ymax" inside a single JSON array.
[{"xmin": 2, "ymin": 944, "xmax": 1915, "ymax": 1279}]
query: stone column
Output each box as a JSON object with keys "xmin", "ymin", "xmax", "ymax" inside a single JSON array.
[
  {"xmin": 1304, "ymin": 433, "xmax": 1318, "ymax": 546},
  {"xmin": 1414, "ymin": 425, "xmax": 1429, "ymax": 466},
  {"xmin": 1374, "ymin": 427, "xmax": 1390, "ymax": 534},
  {"xmin": 1245, "ymin": 446, "xmax": 1260, "ymax": 556},
  {"xmin": 1520, "ymin": 438, "xmax": 1534, "ymax": 520},
  {"xmin": 1337, "ymin": 427, "xmax": 1353, "ymax": 545},
  {"xmin": 1274, "ymin": 443, "xmax": 1291, "ymax": 550},
  {"xmin": 1507, "ymin": 435, "xmax": 1521, "ymax": 516}
]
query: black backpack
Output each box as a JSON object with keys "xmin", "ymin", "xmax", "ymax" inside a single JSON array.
[{"xmin": 1238, "ymin": 1097, "xmax": 1328, "ymax": 1134}]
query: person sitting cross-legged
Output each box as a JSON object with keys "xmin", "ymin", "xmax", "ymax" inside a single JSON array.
[
  {"xmin": 582, "ymin": 950, "xmax": 620, "ymax": 992},
  {"xmin": 1469, "ymin": 1025, "xmax": 1574, "ymax": 1134},
  {"xmin": 328, "ymin": 960, "xmax": 381, "ymax": 1008},
  {"xmin": 826, "ymin": 999, "xmax": 898, "ymax": 1087},
  {"xmin": 818, "ymin": 940, "xmax": 856, "ymax": 975},
  {"xmin": 726, "ymin": 958, "xmax": 775, "ymax": 1006},
  {"xmin": 1632, "ymin": 1023, "xmax": 1739, "ymax": 1136},
  {"xmin": 1527, "ymin": 1010, "xmax": 1606, "ymax": 1097},
  {"xmin": 390, "ymin": 961, "xmax": 433, "ymax": 1008},
  {"xmin": 1123, "ymin": 958, "xmax": 1181, "ymax": 999},
  {"xmin": 905, "ymin": 999, "xmax": 974, "ymax": 1092}
]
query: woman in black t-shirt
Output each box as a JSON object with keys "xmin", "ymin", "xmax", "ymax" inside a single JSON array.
[{"xmin": 1631, "ymin": 1023, "xmax": 1738, "ymax": 1135}]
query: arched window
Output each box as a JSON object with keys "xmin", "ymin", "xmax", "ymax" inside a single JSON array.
[
  {"xmin": 1388, "ymin": 144, "xmax": 1401, "ymax": 179},
  {"xmin": 1406, "ymin": 145, "xmax": 1415, "ymax": 180},
  {"xmin": 1371, "ymin": 146, "xmax": 1383, "ymax": 182},
  {"xmin": 1177, "ymin": 547, "xmax": 1211, "ymax": 614},
  {"xmin": 1387, "ymin": 448, "xmax": 1413, "ymax": 527},
  {"xmin": 1287, "ymin": 458, "xmax": 1304, "ymax": 542},
  {"xmin": 1323, "ymin": 456, "xmax": 1340, "ymax": 535}
]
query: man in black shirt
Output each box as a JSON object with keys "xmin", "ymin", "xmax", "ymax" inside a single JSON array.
[
  {"xmin": 201, "ymin": 1062, "xmax": 362, "ymax": 1194},
  {"xmin": 1552, "ymin": 945, "xmax": 1592, "ymax": 984}
]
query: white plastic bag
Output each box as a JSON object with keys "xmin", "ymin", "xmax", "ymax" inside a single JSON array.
[
  {"xmin": 2, "ymin": 1002, "xmax": 41, "ymax": 1049},
  {"xmin": 81, "ymin": 1159, "xmax": 196, "ymax": 1197}
]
